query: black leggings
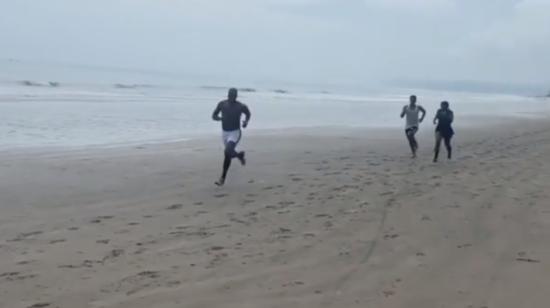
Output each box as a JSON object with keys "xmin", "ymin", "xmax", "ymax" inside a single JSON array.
[
  {"xmin": 222, "ymin": 141, "xmax": 238, "ymax": 179},
  {"xmin": 434, "ymin": 132, "xmax": 452, "ymax": 160}
]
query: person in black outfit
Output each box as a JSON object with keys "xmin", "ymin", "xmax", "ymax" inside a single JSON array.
[
  {"xmin": 212, "ymin": 88, "xmax": 251, "ymax": 186},
  {"xmin": 433, "ymin": 101, "xmax": 454, "ymax": 162}
]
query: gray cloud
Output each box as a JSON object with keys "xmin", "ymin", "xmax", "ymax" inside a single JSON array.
[{"xmin": 1, "ymin": 0, "xmax": 548, "ymax": 86}]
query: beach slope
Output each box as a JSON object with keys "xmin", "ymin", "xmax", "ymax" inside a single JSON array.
[{"xmin": 1, "ymin": 122, "xmax": 549, "ymax": 308}]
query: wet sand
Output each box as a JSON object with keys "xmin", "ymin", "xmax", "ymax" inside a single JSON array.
[{"xmin": 1, "ymin": 119, "xmax": 550, "ymax": 308}]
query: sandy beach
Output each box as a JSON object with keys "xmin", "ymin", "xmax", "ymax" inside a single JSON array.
[{"xmin": 1, "ymin": 118, "xmax": 550, "ymax": 308}]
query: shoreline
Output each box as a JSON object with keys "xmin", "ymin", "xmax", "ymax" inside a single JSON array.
[{"xmin": 2, "ymin": 113, "xmax": 549, "ymax": 156}]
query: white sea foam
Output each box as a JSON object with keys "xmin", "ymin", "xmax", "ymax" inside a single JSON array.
[{"xmin": 0, "ymin": 61, "xmax": 548, "ymax": 149}]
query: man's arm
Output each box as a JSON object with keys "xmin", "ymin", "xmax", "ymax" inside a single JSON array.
[
  {"xmin": 242, "ymin": 104, "xmax": 251, "ymax": 128},
  {"xmin": 449, "ymin": 111, "xmax": 454, "ymax": 123},
  {"xmin": 212, "ymin": 102, "xmax": 222, "ymax": 121},
  {"xmin": 400, "ymin": 106, "xmax": 407, "ymax": 118},
  {"xmin": 419, "ymin": 106, "xmax": 426, "ymax": 122}
]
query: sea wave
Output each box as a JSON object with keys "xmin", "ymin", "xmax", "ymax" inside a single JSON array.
[
  {"xmin": 114, "ymin": 83, "xmax": 155, "ymax": 89},
  {"xmin": 200, "ymin": 85, "xmax": 227, "ymax": 91},
  {"xmin": 200, "ymin": 85, "xmax": 258, "ymax": 93},
  {"xmin": 272, "ymin": 89, "xmax": 289, "ymax": 94},
  {"xmin": 19, "ymin": 80, "xmax": 61, "ymax": 88}
]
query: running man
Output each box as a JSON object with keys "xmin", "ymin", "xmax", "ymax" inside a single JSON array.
[
  {"xmin": 212, "ymin": 88, "xmax": 251, "ymax": 186},
  {"xmin": 433, "ymin": 101, "xmax": 454, "ymax": 162},
  {"xmin": 400, "ymin": 95, "xmax": 426, "ymax": 158}
]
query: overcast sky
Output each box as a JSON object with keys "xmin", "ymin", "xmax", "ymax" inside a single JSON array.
[{"xmin": 1, "ymin": 0, "xmax": 549, "ymax": 86}]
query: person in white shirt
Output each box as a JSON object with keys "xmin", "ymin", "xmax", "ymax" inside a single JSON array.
[{"xmin": 400, "ymin": 95, "xmax": 426, "ymax": 158}]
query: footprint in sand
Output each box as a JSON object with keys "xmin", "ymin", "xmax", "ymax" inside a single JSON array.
[
  {"xmin": 421, "ymin": 215, "xmax": 432, "ymax": 221},
  {"xmin": 108, "ymin": 270, "xmax": 167, "ymax": 296},
  {"xmin": 516, "ymin": 258, "xmax": 540, "ymax": 263},
  {"xmin": 1, "ymin": 271, "xmax": 37, "ymax": 281},
  {"xmin": 0, "ymin": 272, "xmax": 19, "ymax": 279},
  {"xmin": 206, "ymin": 246, "xmax": 225, "ymax": 253},
  {"xmin": 174, "ymin": 227, "xmax": 215, "ymax": 239},
  {"xmin": 279, "ymin": 201, "xmax": 295, "ymax": 206},
  {"xmin": 271, "ymin": 227, "xmax": 293, "ymax": 240},
  {"xmin": 207, "ymin": 252, "xmax": 229, "ymax": 269},
  {"xmin": 282, "ymin": 281, "xmax": 305, "ymax": 287},
  {"xmin": 516, "ymin": 252, "xmax": 540, "ymax": 263},
  {"xmin": 49, "ymin": 239, "xmax": 67, "ymax": 244},
  {"xmin": 245, "ymin": 211, "xmax": 258, "ymax": 218},
  {"xmin": 27, "ymin": 303, "xmax": 51, "ymax": 308},
  {"xmin": 315, "ymin": 213, "xmax": 332, "ymax": 218},
  {"xmin": 90, "ymin": 216, "xmax": 114, "ymax": 224},
  {"xmin": 9, "ymin": 231, "xmax": 43, "ymax": 242},
  {"xmin": 102, "ymin": 249, "xmax": 125, "ymax": 263},
  {"xmin": 59, "ymin": 259, "xmax": 101, "ymax": 269},
  {"xmin": 214, "ymin": 193, "xmax": 228, "ymax": 198},
  {"xmin": 229, "ymin": 216, "xmax": 250, "ymax": 226},
  {"xmin": 167, "ymin": 204, "xmax": 183, "ymax": 210},
  {"xmin": 383, "ymin": 290, "xmax": 396, "ymax": 297},
  {"xmin": 341, "ymin": 209, "xmax": 359, "ymax": 215},
  {"xmin": 96, "ymin": 239, "xmax": 110, "ymax": 244},
  {"xmin": 384, "ymin": 233, "xmax": 400, "ymax": 240}
]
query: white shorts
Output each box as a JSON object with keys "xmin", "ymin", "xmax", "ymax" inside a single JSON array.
[{"xmin": 222, "ymin": 130, "xmax": 242, "ymax": 146}]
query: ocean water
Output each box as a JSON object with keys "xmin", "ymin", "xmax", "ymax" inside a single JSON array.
[{"xmin": 1, "ymin": 61, "xmax": 549, "ymax": 149}]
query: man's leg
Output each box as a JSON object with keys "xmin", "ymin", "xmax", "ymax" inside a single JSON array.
[
  {"xmin": 444, "ymin": 136, "xmax": 452, "ymax": 159},
  {"xmin": 433, "ymin": 132, "xmax": 442, "ymax": 162},
  {"xmin": 406, "ymin": 128, "xmax": 418, "ymax": 158},
  {"xmin": 237, "ymin": 150, "xmax": 246, "ymax": 166},
  {"xmin": 229, "ymin": 130, "xmax": 245, "ymax": 166},
  {"xmin": 216, "ymin": 141, "xmax": 238, "ymax": 186},
  {"xmin": 411, "ymin": 132, "xmax": 418, "ymax": 151}
]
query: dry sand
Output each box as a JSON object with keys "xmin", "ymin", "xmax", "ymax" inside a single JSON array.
[{"xmin": 1, "ymin": 119, "xmax": 550, "ymax": 308}]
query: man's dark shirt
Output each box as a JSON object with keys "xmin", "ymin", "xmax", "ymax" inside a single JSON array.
[{"xmin": 213, "ymin": 100, "xmax": 251, "ymax": 131}]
